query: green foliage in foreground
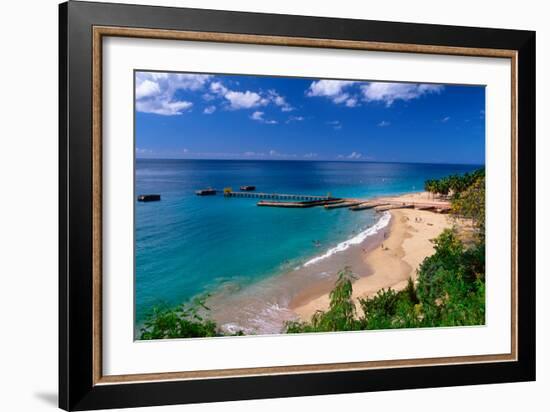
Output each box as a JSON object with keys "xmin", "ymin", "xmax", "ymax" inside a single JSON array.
[
  {"xmin": 285, "ymin": 229, "xmax": 485, "ymax": 334},
  {"xmin": 286, "ymin": 268, "xmax": 362, "ymax": 333},
  {"xmin": 140, "ymin": 295, "xmax": 246, "ymax": 340},
  {"xmin": 140, "ymin": 296, "xmax": 219, "ymax": 340}
]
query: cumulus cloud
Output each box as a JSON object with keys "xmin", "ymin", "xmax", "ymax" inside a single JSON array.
[
  {"xmin": 210, "ymin": 81, "xmax": 270, "ymax": 110},
  {"xmin": 267, "ymin": 90, "xmax": 294, "ymax": 112},
  {"xmin": 361, "ymin": 82, "xmax": 444, "ymax": 106},
  {"xmin": 347, "ymin": 152, "xmax": 362, "ymax": 160},
  {"xmin": 250, "ymin": 111, "xmax": 278, "ymax": 124},
  {"xmin": 378, "ymin": 120, "xmax": 391, "ymax": 127},
  {"xmin": 135, "ymin": 72, "xmax": 211, "ymax": 115},
  {"xmin": 136, "ymin": 80, "xmax": 160, "ymax": 99},
  {"xmin": 345, "ymin": 97, "xmax": 359, "ymax": 107},
  {"xmin": 306, "ymin": 79, "xmax": 357, "ymax": 107},
  {"xmin": 136, "ymin": 99, "xmax": 193, "ymax": 116},
  {"xmin": 227, "ymin": 90, "xmax": 267, "ymax": 109},
  {"xmin": 250, "ymin": 111, "xmax": 264, "ymax": 121},
  {"xmin": 303, "ymin": 152, "xmax": 318, "ymax": 159},
  {"xmin": 136, "ymin": 73, "xmax": 296, "ymax": 117}
]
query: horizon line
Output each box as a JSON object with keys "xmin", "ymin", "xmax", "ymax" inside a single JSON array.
[{"xmin": 135, "ymin": 157, "xmax": 485, "ymax": 167}]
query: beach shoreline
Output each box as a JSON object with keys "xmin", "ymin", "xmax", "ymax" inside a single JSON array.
[
  {"xmin": 203, "ymin": 191, "xmax": 454, "ymax": 335},
  {"xmin": 291, "ymin": 193, "xmax": 454, "ymax": 321}
]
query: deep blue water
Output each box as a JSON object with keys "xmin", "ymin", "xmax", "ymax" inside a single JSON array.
[{"xmin": 135, "ymin": 159, "xmax": 480, "ymax": 322}]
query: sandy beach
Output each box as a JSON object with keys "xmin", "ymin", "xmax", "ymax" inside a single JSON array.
[{"xmin": 291, "ymin": 192, "xmax": 454, "ymax": 321}]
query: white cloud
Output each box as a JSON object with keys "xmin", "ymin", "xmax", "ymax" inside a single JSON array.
[
  {"xmin": 307, "ymin": 80, "xmax": 355, "ymax": 98},
  {"xmin": 209, "ymin": 81, "xmax": 227, "ymax": 95},
  {"xmin": 208, "ymin": 82, "xmax": 295, "ymax": 115},
  {"xmin": 226, "ymin": 90, "xmax": 267, "ymax": 109},
  {"xmin": 268, "ymin": 149, "xmax": 297, "ymax": 158},
  {"xmin": 250, "ymin": 111, "xmax": 278, "ymax": 124},
  {"xmin": 307, "ymin": 79, "xmax": 357, "ymax": 107},
  {"xmin": 361, "ymin": 82, "xmax": 444, "ymax": 106},
  {"xmin": 210, "ymin": 81, "xmax": 270, "ymax": 110},
  {"xmin": 268, "ymin": 90, "xmax": 294, "ymax": 112},
  {"xmin": 378, "ymin": 120, "xmax": 391, "ymax": 127},
  {"xmin": 136, "ymin": 99, "xmax": 193, "ymax": 116},
  {"xmin": 243, "ymin": 151, "xmax": 265, "ymax": 157},
  {"xmin": 345, "ymin": 97, "xmax": 359, "ymax": 107},
  {"xmin": 136, "ymin": 80, "xmax": 160, "ymax": 99},
  {"xmin": 250, "ymin": 111, "xmax": 264, "ymax": 121},
  {"xmin": 441, "ymin": 116, "xmax": 450, "ymax": 122},
  {"xmin": 347, "ymin": 151, "xmax": 362, "ymax": 160},
  {"xmin": 303, "ymin": 152, "xmax": 318, "ymax": 159},
  {"xmin": 135, "ymin": 72, "xmax": 210, "ymax": 115},
  {"xmin": 203, "ymin": 105, "xmax": 216, "ymax": 114}
]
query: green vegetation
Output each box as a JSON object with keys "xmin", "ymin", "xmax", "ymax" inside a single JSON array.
[
  {"xmin": 286, "ymin": 268, "xmax": 362, "ymax": 333},
  {"xmin": 140, "ymin": 295, "xmax": 221, "ymax": 340},
  {"xmin": 425, "ymin": 168, "xmax": 484, "ymax": 200},
  {"xmin": 451, "ymin": 174, "xmax": 485, "ymax": 238},
  {"xmin": 286, "ymin": 169, "xmax": 486, "ymax": 333}
]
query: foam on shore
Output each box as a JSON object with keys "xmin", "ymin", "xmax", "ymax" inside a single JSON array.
[{"xmin": 303, "ymin": 211, "xmax": 391, "ymax": 267}]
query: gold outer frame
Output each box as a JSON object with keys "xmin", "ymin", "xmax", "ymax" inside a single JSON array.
[{"xmin": 92, "ymin": 26, "xmax": 518, "ymax": 386}]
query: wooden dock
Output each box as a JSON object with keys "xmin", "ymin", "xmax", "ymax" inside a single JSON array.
[
  {"xmin": 324, "ymin": 201, "xmax": 364, "ymax": 209},
  {"xmin": 257, "ymin": 199, "xmax": 344, "ymax": 208},
  {"xmin": 225, "ymin": 191, "xmax": 332, "ymax": 201},
  {"xmin": 349, "ymin": 199, "xmax": 451, "ymax": 213},
  {"xmin": 197, "ymin": 187, "xmax": 451, "ymax": 213},
  {"xmin": 349, "ymin": 202, "xmax": 388, "ymax": 211},
  {"xmin": 374, "ymin": 203, "xmax": 414, "ymax": 212}
]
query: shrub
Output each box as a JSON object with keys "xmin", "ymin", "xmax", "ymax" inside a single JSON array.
[
  {"xmin": 139, "ymin": 296, "xmax": 219, "ymax": 340},
  {"xmin": 286, "ymin": 267, "xmax": 361, "ymax": 333}
]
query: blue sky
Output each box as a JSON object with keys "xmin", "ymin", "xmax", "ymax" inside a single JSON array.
[{"xmin": 135, "ymin": 71, "xmax": 485, "ymax": 165}]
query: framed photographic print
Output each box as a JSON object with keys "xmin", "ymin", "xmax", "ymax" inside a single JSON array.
[{"xmin": 59, "ymin": 1, "xmax": 536, "ymax": 410}]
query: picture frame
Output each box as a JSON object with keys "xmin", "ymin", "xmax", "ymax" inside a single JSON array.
[{"xmin": 59, "ymin": 1, "xmax": 536, "ymax": 410}]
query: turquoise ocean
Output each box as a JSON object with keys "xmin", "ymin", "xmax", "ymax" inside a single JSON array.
[{"xmin": 135, "ymin": 159, "xmax": 480, "ymax": 333}]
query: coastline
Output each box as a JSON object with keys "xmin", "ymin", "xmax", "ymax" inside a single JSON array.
[
  {"xmin": 204, "ymin": 191, "xmax": 454, "ymax": 334},
  {"xmin": 291, "ymin": 194, "xmax": 454, "ymax": 321}
]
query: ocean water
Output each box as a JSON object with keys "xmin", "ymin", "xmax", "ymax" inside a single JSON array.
[{"xmin": 135, "ymin": 159, "xmax": 480, "ymax": 330}]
